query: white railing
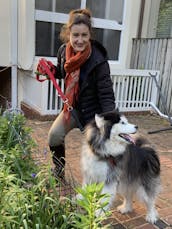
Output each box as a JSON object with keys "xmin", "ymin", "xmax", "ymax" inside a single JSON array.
[
  {"xmin": 41, "ymin": 78, "xmax": 64, "ymax": 115},
  {"xmin": 42, "ymin": 69, "xmax": 160, "ymax": 115},
  {"xmin": 111, "ymin": 69, "xmax": 159, "ymax": 112}
]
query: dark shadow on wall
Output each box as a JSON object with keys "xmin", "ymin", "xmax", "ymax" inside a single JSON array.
[{"xmin": 0, "ymin": 67, "xmax": 11, "ymax": 109}]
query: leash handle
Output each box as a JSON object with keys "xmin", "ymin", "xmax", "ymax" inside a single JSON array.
[
  {"xmin": 36, "ymin": 59, "xmax": 55, "ymax": 82},
  {"xmin": 38, "ymin": 58, "xmax": 67, "ymax": 102},
  {"xmin": 36, "ymin": 58, "xmax": 72, "ymax": 107}
]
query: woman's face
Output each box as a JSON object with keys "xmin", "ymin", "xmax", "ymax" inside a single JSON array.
[{"xmin": 69, "ymin": 23, "xmax": 91, "ymax": 52}]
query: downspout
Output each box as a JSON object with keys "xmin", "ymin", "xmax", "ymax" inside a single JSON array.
[
  {"xmin": 137, "ymin": 0, "xmax": 145, "ymax": 38},
  {"xmin": 11, "ymin": 0, "xmax": 18, "ymax": 109}
]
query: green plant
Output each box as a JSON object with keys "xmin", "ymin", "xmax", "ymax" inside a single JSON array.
[
  {"xmin": 0, "ymin": 111, "xmax": 34, "ymax": 151},
  {"xmin": 0, "ymin": 112, "xmax": 75, "ymax": 228},
  {"xmin": 0, "ymin": 112, "xmax": 111, "ymax": 228},
  {"xmin": 73, "ymin": 183, "xmax": 111, "ymax": 229},
  {"xmin": 0, "ymin": 161, "xmax": 75, "ymax": 228},
  {"xmin": 0, "ymin": 112, "xmax": 37, "ymax": 182}
]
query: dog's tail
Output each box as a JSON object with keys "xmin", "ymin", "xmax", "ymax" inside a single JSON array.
[{"xmin": 127, "ymin": 139, "xmax": 160, "ymax": 191}]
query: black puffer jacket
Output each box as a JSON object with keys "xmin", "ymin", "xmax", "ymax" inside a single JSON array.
[{"xmin": 56, "ymin": 40, "xmax": 115, "ymax": 126}]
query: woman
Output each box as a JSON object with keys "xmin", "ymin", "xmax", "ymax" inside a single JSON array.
[{"xmin": 48, "ymin": 8, "xmax": 115, "ymax": 179}]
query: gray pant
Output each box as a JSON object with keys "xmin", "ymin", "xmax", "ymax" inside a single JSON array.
[{"xmin": 48, "ymin": 110, "xmax": 77, "ymax": 147}]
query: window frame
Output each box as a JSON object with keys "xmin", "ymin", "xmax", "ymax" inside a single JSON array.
[{"xmin": 35, "ymin": 0, "xmax": 127, "ymax": 63}]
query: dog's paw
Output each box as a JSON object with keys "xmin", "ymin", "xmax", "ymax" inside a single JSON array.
[
  {"xmin": 117, "ymin": 204, "xmax": 132, "ymax": 214},
  {"xmin": 146, "ymin": 211, "xmax": 159, "ymax": 224}
]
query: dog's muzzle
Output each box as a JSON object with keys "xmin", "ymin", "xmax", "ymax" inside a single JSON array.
[{"xmin": 119, "ymin": 134, "xmax": 136, "ymax": 144}]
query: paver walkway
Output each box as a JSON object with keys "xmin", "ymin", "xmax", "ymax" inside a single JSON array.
[{"xmin": 27, "ymin": 113, "xmax": 172, "ymax": 229}]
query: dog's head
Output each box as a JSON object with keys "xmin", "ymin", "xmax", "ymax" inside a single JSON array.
[{"xmin": 86, "ymin": 110, "xmax": 138, "ymax": 145}]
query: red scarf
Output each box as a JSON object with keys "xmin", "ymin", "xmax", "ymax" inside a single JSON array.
[{"xmin": 63, "ymin": 42, "xmax": 91, "ymax": 121}]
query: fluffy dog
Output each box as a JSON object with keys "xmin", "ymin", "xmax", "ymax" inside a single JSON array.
[{"xmin": 79, "ymin": 110, "xmax": 161, "ymax": 223}]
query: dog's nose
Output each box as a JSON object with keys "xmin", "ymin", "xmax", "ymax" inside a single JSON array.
[{"xmin": 135, "ymin": 125, "xmax": 138, "ymax": 129}]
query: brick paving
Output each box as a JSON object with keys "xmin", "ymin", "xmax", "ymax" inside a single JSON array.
[{"xmin": 27, "ymin": 113, "xmax": 172, "ymax": 229}]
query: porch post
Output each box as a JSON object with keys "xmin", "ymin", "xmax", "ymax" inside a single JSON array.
[{"xmin": 11, "ymin": 0, "xmax": 18, "ymax": 109}]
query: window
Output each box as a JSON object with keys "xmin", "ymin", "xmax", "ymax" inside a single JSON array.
[{"xmin": 35, "ymin": 0, "xmax": 125, "ymax": 61}]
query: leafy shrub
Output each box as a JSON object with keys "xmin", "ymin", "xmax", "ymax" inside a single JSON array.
[
  {"xmin": 0, "ymin": 111, "xmax": 111, "ymax": 228},
  {"xmin": 0, "ymin": 112, "xmax": 37, "ymax": 182}
]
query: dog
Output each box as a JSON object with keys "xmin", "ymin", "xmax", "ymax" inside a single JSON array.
[{"xmin": 79, "ymin": 110, "xmax": 161, "ymax": 224}]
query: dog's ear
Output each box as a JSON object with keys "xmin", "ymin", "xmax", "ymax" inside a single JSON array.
[{"xmin": 95, "ymin": 114, "xmax": 104, "ymax": 129}]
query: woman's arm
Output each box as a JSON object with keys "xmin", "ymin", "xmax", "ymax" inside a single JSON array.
[{"xmin": 95, "ymin": 61, "xmax": 116, "ymax": 112}]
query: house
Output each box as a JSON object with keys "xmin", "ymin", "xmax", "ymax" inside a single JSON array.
[{"xmin": 0, "ymin": 0, "xmax": 171, "ymax": 118}]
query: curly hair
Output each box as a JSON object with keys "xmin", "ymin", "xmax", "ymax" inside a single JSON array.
[{"xmin": 60, "ymin": 8, "xmax": 92, "ymax": 43}]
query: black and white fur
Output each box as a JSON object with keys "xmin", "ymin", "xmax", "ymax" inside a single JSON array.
[{"xmin": 79, "ymin": 110, "xmax": 161, "ymax": 224}]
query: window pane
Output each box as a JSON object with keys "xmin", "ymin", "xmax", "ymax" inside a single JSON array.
[
  {"xmin": 35, "ymin": 0, "xmax": 52, "ymax": 11},
  {"xmin": 55, "ymin": 0, "xmax": 80, "ymax": 13},
  {"xmin": 86, "ymin": 0, "xmax": 106, "ymax": 18},
  {"xmin": 35, "ymin": 0, "xmax": 81, "ymax": 13},
  {"xmin": 87, "ymin": 0, "xmax": 124, "ymax": 23},
  {"xmin": 92, "ymin": 28, "xmax": 121, "ymax": 60},
  {"xmin": 36, "ymin": 22, "xmax": 63, "ymax": 57}
]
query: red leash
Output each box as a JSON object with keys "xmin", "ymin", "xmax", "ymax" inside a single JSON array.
[
  {"xmin": 36, "ymin": 58, "xmax": 72, "ymax": 111},
  {"xmin": 36, "ymin": 58, "xmax": 84, "ymax": 131}
]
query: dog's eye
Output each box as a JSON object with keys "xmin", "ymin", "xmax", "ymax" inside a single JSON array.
[{"xmin": 121, "ymin": 121, "xmax": 125, "ymax": 124}]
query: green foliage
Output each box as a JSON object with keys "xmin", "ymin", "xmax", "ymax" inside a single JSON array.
[
  {"xmin": 0, "ymin": 164, "xmax": 74, "ymax": 228},
  {"xmin": 73, "ymin": 183, "xmax": 111, "ymax": 229},
  {"xmin": 156, "ymin": 0, "xmax": 172, "ymax": 38},
  {"xmin": 0, "ymin": 111, "xmax": 110, "ymax": 228},
  {"xmin": 0, "ymin": 111, "xmax": 34, "ymax": 151},
  {"xmin": 0, "ymin": 112, "xmax": 37, "ymax": 181}
]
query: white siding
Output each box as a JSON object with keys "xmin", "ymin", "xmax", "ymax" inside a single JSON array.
[
  {"xmin": 0, "ymin": 0, "xmax": 35, "ymax": 69},
  {"xmin": 18, "ymin": 0, "xmax": 35, "ymax": 70},
  {"xmin": 0, "ymin": 0, "xmax": 11, "ymax": 66}
]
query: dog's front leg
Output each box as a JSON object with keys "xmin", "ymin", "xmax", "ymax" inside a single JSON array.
[
  {"xmin": 117, "ymin": 188, "xmax": 133, "ymax": 213},
  {"xmin": 102, "ymin": 182, "xmax": 117, "ymax": 208}
]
